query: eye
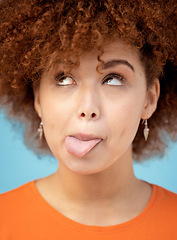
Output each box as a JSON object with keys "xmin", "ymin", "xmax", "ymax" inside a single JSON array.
[
  {"xmin": 102, "ymin": 73, "xmax": 126, "ymax": 86},
  {"xmin": 55, "ymin": 73, "xmax": 76, "ymax": 86}
]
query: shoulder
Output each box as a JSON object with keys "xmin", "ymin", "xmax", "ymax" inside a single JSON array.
[
  {"xmin": 0, "ymin": 181, "xmax": 33, "ymax": 201},
  {"xmin": 155, "ymin": 185, "xmax": 177, "ymax": 204},
  {"xmin": 152, "ymin": 184, "xmax": 177, "ymax": 219},
  {"xmin": 0, "ymin": 180, "xmax": 47, "ymax": 239},
  {"xmin": 0, "ymin": 181, "xmax": 35, "ymax": 219}
]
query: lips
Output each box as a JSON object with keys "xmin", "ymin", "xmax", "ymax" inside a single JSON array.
[{"xmin": 65, "ymin": 134, "xmax": 102, "ymax": 158}]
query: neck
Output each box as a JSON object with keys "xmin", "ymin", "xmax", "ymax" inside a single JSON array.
[
  {"xmin": 36, "ymin": 147, "xmax": 152, "ymax": 226},
  {"xmin": 52, "ymin": 147, "xmax": 139, "ymax": 203}
]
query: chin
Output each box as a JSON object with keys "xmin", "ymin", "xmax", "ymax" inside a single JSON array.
[
  {"xmin": 66, "ymin": 164, "xmax": 103, "ymax": 175},
  {"xmin": 61, "ymin": 155, "xmax": 113, "ymax": 176},
  {"xmin": 59, "ymin": 157, "xmax": 104, "ymax": 176}
]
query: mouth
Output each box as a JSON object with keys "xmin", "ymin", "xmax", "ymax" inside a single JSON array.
[{"xmin": 65, "ymin": 134, "xmax": 103, "ymax": 158}]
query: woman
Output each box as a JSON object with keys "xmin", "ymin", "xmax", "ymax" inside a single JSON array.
[{"xmin": 0, "ymin": 0, "xmax": 177, "ymax": 239}]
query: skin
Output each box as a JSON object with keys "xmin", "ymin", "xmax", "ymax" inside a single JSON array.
[{"xmin": 34, "ymin": 41, "xmax": 160, "ymax": 226}]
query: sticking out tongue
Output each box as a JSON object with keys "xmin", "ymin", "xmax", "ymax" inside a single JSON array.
[{"xmin": 65, "ymin": 136, "xmax": 102, "ymax": 158}]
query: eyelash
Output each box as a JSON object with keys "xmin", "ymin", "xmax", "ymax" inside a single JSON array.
[
  {"xmin": 55, "ymin": 72, "xmax": 74, "ymax": 84},
  {"xmin": 102, "ymin": 73, "xmax": 126, "ymax": 85},
  {"xmin": 55, "ymin": 72, "xmax": 126, "ymax": 86}
]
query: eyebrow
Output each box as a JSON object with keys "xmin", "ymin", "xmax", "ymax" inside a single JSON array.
[{"xmin": 101, "ymin": 59, "xmax": 135, "ymax": 72}]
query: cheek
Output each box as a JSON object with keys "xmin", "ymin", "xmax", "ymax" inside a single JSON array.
[
  {"xmin": 38, "ymin": 95, "xmax": 73, "ymax": 150},
  {"xmin": 40, "ymin": 91, "xmax": 74, "ymax": 124},
  {"xmin": 105, "ymin": 93, "xmax": 145, "ymax": 142}
]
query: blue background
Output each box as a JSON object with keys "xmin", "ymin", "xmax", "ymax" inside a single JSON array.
[{"xmin": 0, "ymin": 110, "xmax": 177, "ymax": 194}]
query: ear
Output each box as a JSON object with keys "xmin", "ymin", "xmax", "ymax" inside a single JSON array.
[
  {"xmin": 33, "ymin": 86, "xmax": 42, "ymax": 118},
  {"xmin": 141, "ymin": 78, "xmax": 160, "ymax": 119}
]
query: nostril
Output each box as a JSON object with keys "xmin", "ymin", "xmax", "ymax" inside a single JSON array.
[
  {"xmin": 81, "ymin": 112, "xmax": 85, "ymax": 117},
  {"xmin": 91, "ymin": 113, "xmax": 96, "ymax": 118},
  {"xmin": 80, "ymin": 112, "xmax": 96, "ymax": 118}
]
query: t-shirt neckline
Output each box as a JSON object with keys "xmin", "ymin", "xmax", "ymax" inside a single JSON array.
[{"xmin": 30, "ymin": 180, "xmax": 158, "ymax": 233}]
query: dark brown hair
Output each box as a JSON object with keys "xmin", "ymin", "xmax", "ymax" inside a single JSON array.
[{"xmin": 0, "ymin": 0, "xmax": 177, "ymax": 160}]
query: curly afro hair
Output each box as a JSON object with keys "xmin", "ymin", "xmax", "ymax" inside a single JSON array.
[{"xmin": 0, "ymin": 0, "xmax": 177, "ymax": 160}]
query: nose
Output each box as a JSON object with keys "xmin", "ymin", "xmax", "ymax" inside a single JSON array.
[{"xmin": 77, "ymin": 88, "xmax": 100, "ymax": 121}]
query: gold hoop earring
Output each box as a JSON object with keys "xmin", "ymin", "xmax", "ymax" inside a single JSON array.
[
  {"xmin": 143, "ymin": 119, "xmax": 149, "ymax": 141},
  {"xmin": 38, "ymin": 122, "xmax": 43, "ymax": 140}
]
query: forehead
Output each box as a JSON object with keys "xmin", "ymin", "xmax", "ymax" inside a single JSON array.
[
  {"xmin": 73, "ymin": 41, "xmax": 144, "ymax": 74},
  {"xmin": 80, "ymin": 41, "xmax": 141, "ymax": 64},
  {"xmin": 46, "ymin": 40, "xmax": 145, "ymax": 78}
]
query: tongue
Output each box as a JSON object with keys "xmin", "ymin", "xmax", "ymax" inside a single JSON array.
[{"xmin": 65, "ymin": 136, "xmax": 102, "ymax": 158}]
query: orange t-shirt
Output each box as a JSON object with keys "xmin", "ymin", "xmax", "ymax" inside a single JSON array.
[{"xmin": 0, "ymin": 181, "xmax": 177, "ymax": 239}]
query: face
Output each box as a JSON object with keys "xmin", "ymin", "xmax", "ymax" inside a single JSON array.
[{"xmin": 34, "ymin": 41, "xmax": 159, "ymax": 175}]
